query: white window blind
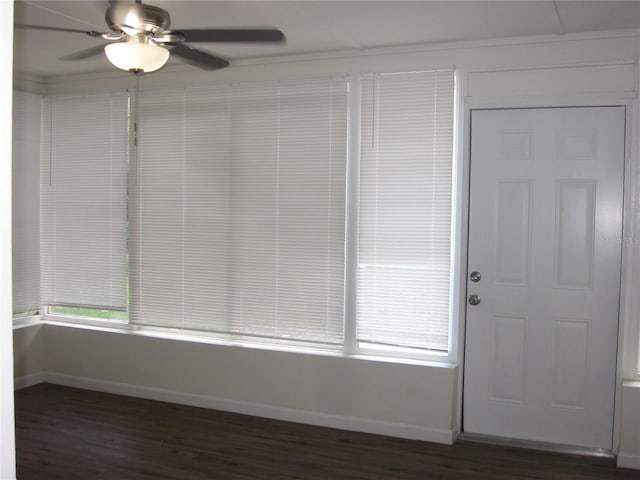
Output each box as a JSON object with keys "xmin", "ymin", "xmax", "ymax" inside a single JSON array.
[
  {"xmin": 132, "ymin": 77, "xmax": 347, "ymax": 345},
  {"xmin": 12, "ymin": 91, "xmax": 41, "ymax": 315},
  {"xmin": 40, "ymin": 92, "xmax": 129, "ymax": 310},
  {"xmin": 357, "ymin": 69, "xmax": 455, "ymax": 351}
]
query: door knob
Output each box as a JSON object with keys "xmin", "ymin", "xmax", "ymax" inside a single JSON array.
[
  {"xmin": 468, "ymin": 294, "xmax": 481, "ymax": 306},
  {"xmin": 470, "ymin": 271, "xmax": 481, "ymax": 282}
]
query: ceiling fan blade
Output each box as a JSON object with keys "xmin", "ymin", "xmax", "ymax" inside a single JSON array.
[
  {"xmin": 14, "ymin": 24, "xmax": 105, "ymax": 37},
  {"xmin": 59, "ymin": 44, "xmax": 107, "ymax": 61},
  {"xmin": 170, "ymin": 44, "xmax": 230, "ymax": 71},
  {"xmin": 176, "ymin": 28, "xmax": 285, "ymax": 44}
]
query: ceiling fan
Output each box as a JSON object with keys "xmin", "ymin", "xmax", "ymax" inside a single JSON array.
[{"xmin": 15, "ymin": 0, "xmax": 286, "ymax": 73}]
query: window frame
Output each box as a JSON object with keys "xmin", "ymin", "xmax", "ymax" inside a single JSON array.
[
  {"xmin": 39, "ymin": 69, "xmax": 460, "ymax": 365},
  {"xmin": 39, "ymin": 91, "xmax": 130, "ymax": 313},
  {"xmin": 348, "ymin": 68, "xmax": 458, "ymax": 362}
]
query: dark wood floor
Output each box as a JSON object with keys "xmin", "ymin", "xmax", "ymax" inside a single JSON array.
[{"xmin": 14, "ymin": 384, "xmax": 640, "ymax": 480}]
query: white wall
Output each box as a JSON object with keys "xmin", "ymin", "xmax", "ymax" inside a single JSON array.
[
  {"xmin": 13, "ymin": 324, "xmax": 44, "ymax": 389},
  {"xmin": 1, "ymin": 0, "xmax": 16, "ymax": 478},
  {"xmin": 12, "ymin": 28, "xmax": 640, "ymax": 460},
  {"xmin": 38, "ymin": 324, "xmax": 457, "ymax": 442},
  {"xmin": 619, "ymin": 381, "xmax": 640, "ymax": 469}
]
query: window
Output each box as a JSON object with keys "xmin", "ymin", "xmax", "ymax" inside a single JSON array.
[
  {"xmin": 12, "ymin": 91, "xmax": 41, "ymax": 317},
  {"xmin": 40, "ymin": 92, "xmax": 129, "ymax": 313},
  {"xmin": 131, "ymin": 77, "xmax": 348, "ymax": 345},
  {"xmin": 357, "ymin": 70, "xmax": 455, "ymax": 353},
  {"xmin": 39, "ymin": 69, "xmax": 457, "ymax": 360}
]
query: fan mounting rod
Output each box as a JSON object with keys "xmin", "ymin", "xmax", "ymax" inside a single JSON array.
[{"xmin": 106, "ymin": 3, "xmax": 171, "ymax": 36}]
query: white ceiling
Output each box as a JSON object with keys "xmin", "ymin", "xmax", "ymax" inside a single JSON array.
[{"xmin": 13, "ymin": 0, "xmax": 640, "ymax": 78}]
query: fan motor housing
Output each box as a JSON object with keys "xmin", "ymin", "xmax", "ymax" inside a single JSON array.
[{"xmin": 106, "ymin": 3, "xmax": 171, "ymax": 36}]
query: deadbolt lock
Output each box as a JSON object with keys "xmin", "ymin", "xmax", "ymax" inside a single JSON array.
[{"xmin": 470, "ymin": 271, "xmax": 481, "ymax": 282}]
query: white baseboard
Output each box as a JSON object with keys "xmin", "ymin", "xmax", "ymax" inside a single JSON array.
[
  {"xmin": 43, "ymin": 372, "xmax": 456, "ymax": 445},
  {"xmin": 617, "ymin": 452, "xmax": 640, "ymax": 470},
  {"xmin": 14, "ymin": 372, "xmax": 45, "ymax": 390}
]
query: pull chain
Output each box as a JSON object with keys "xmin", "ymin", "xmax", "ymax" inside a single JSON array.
[{"xmin": 133, "ymin": 70, "xmax": 140, "ymax": 147}]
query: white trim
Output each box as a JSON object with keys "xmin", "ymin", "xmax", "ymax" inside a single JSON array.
[
  {"xmin": 626, "ymin": 62, "xmax": 640, "ymax": 380},
  {"xmin": 467, "ymin": 61, "xmax": 637, "ymax": 81},
  {"xmin": 614, "ymin": 97, "xmax": 639, "ymax": 453},
  {"xmin": 42, "ymin": 372, "xmax": 456, "ymax": 445},
  {"xmin": 465, "ymin": 94, "xmax": 637, "ymax": 110},
  {"xmin": 0, "ymin": 1, "xmax": 15, "ymax": 478},
  {"xmin": 454, "ymin": 67, "xmax": 471, "ymax": 437},
  {"xmin": 12, "ymin": 314, "xmax": 42, "ymax": 330},
  {"xmin": 342, "ymin": 74, "xmax": 360, "ymax": 355},
  {"xmin": 13, "ymin": 373, "xmax": 45, "ymax": 391},
  {"xmin": 617, "ymin": 452, "xmax": 640, "ymax": 470}
]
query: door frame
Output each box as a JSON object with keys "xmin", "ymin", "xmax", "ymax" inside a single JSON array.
[{"xmin": 457, "ymin": 88, "xmax": 638, "ymax": 454}]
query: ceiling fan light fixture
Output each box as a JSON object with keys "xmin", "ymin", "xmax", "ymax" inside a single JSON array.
[
  {"xmin": 104, "ymin": 40, "xmax": 169, "ymax": 73},
  {"xmin": 21, "ymin": 1, "xmax": 286, "ymax": 74}
]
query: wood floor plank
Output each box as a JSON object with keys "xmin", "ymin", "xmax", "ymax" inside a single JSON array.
[{"xmin": 14, "ymin": 384, "xmax": 640, "ymax": 479}]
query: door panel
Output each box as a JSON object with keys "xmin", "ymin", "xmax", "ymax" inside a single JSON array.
[{"xmin": 463, "ymin": 107, "xmax": 624, "ymax": 449}]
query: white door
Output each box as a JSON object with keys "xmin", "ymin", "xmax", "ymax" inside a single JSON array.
[{"xmin": 463, "ymin": 107, "xmax": 625, "ymax": 450}]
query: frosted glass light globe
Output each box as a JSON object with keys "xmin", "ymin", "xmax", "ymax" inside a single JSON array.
[{"xmin": 104, "ymin": 42, "xmax": 170, "ymax": 73}]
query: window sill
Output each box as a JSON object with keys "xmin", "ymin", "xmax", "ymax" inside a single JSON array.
[
  {"xmin": 12, "ymin": 315, "xmax": 43, "ymax": 330},
  {"xmin": 32, "ymin": 314, "xmax": 458, "ymax": 369}
]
